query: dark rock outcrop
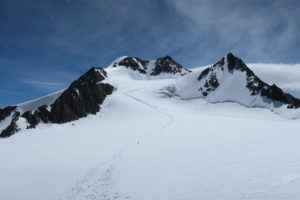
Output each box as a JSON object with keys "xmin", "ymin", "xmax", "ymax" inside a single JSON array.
[
  {"xmin": 0, "ymin": 106, "xmax": 16, "ymax": 122},
  {"xmin": 0, "ymin": 67, "xmax": 114, "ymax": 138},
  {"xmin": 48, "ymin": 67, "xmax": 113, "ymax": 123},
  {"xmin": 114, "ymin": 57, "xmax": 148, "ymax": 74},
  {"xmin": 0, "ymin": 112, "xmax": 20, "ymax": 138}
]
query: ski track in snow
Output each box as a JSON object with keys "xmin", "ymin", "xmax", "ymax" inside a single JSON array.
[
  {"xmin": 62, "ymin": 149, "xmax": 124, "ymax": 200},
  {"xmin": 123, "ymin": 86, "xmax": 175, "ymax": 140},
  {"xmin": 61, "ymin": 86, "xmax": 175, "ymax": 200}
]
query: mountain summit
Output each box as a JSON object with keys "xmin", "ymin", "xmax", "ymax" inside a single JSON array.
[
  {"xmin": 110, "ymin": 55, "xmax": 191, "ymax": 78},
  {"xmin": 175, "ymin": 53, "xmax": 300, "ymax": 110}
]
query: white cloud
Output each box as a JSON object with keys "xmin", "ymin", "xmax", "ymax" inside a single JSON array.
[
  {"xmin": 165, "ymin": 0, "xmax": 300, "ymax": 63},
  {"xmin": 20, "ymin": 80, "xmax": 63, "ymax": 87}
]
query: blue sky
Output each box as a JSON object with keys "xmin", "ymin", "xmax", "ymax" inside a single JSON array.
[{"xmin": 1, "ymin": 0, "xmax": 300, "ymax": 107}]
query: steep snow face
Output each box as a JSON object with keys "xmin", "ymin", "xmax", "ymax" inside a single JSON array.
[
  {"xmin": 174, "ymin": 53, "xmax": 300, "ymax": 118},
  {"xmin": 107, "ymin": 56, "xmax": 191, "ymax": 79}
]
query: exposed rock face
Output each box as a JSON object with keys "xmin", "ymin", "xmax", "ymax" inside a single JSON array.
[
  {"xmin": 151, "ymin": 56, "xmax": 191, "ymax": 76},
  {"xmin": 0, "ymin": 112, "xmax": 20, "ymax": 138},
  {"xmin": 0, "ymin": 106, "xmax": 16, "ymax": 122},
  {"xmin": 197, "ymin": 53, "xmax": 300, "ymax": 108},
  {"xmin": 115, "ymin": 57, "xmax": 148, "ymax": 74},
  {"xmin": 0, "ymin": 67, "xmax": 114, "ymax": 138},
  {"xmin": 112, "ymin": 55, "xmax": 191, "ymax": 77},
  {"xmin": 47, "ymin": 67, "xmax": 113, "ymax": 123}
]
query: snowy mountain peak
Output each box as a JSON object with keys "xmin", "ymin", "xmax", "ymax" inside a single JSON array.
[
  {"xmin": 226, "ymin": 52, "xmax": 248, "ymax": 71},
  {"xmin": 175, "ymin": 53, "xmax": 300, "ymax": 115},
  {"xmin": 109, "ymin": 55, "xmax": 191, "ymax": 79},
  {"xmin": 74, "ymin": 67, "xmax": 107, "ymax": 85},
  {"xmin": 112, "ymin": 56, "xmax": 148, "ymax": 74},
  {"xmin": 151, "ymin": 55, "xmax": 191, "ymax": 76},
  {"xmin": 0, "ymin": 67, "xmax": 114, "ymax": 138}
]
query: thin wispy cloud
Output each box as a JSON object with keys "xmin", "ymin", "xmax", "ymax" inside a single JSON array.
[
  {"xmin": 0, "ymin": 89, "xmax": 21, "ymax": 95},
  {"xmin": 16, "ymin": 68, "xmax": 79, "ymax": 92},
  {"xmin": 20, "ymin": 79, "xmax": 64, "ymax": 87},
  {"xmin": 20, "ymin": 79, "xmax": 65, "ymax": 91}
]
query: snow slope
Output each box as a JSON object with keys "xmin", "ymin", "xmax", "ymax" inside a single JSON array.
[
  {"xmin": 17, "ymin": 90, "xmax": 64, "ymax": 114},
  {"xmin": 1, "ymin": 64, "xmax": 300, "ymax": 200}
]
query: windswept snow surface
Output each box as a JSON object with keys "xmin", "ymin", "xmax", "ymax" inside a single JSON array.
[{"xmin": 1, "ymin": 65, "xmax": 300, "ymax": 200}]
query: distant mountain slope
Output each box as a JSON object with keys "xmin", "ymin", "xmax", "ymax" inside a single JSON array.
[
  {"xmin": 0, "ymin": 67, "xmax": 114, "ymax": 138},
  {"xmin": 174, "ymin": 53, "xmax": 300, "ymax": 115}
]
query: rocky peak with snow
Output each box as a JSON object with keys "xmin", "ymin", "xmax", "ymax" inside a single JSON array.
[
  {"xmin": 75, "ymin": 67, "xmax": 107, "ymax": 84},
  {"xmin": 0, "ymin": 67, "xmax": 114, "ymax": 138},
  {"xmin": 151, "ymin": 55, "xmax": 191, "ymax": 76},
  {"xmin": 113, "ymin": 57, "xmax": 148, "ymax": 74},
  {"xmin": 175, "ymin": 53, "xmax": 300, "ymax": 111},
  {"xmin": 225, "ymin": 53, "xmax": 300, "ymax": 108},
  {"xmin": 110, "ymin": 55, "xmax": 191, "ymax": 78}
]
